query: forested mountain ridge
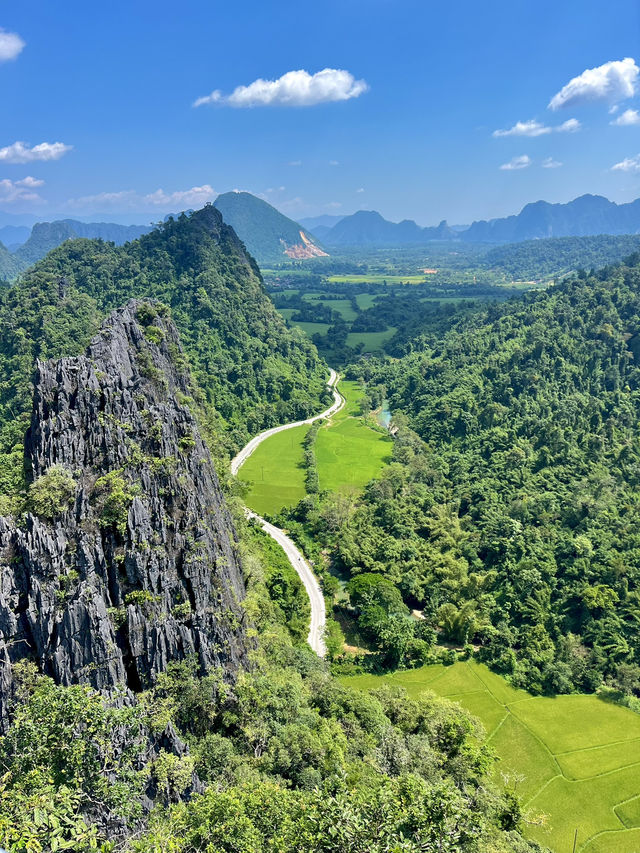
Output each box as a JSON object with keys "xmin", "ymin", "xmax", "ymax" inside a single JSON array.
[
  {"xmin": 313, "ymin": 256, "xmax": 640, "ymax": 694},
  {"xmin": 0, "ymin": 206, "xmax": 329, "ymax": 511},
  {"xmin": 485, "ymin": 233, "xmax": 640, "ymax": 279}
]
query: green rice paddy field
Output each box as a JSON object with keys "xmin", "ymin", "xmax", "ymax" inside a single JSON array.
[
  {"xmin": 239, "ymin": 381, "xmax": 391, "ymax": 515},
  {"xmin": 341, "ymin": 660, "xmax": 640, "ymax": 853},
  {"xmin": 327, "ymin": 273, "xmax": 430, "ymax": 284}
]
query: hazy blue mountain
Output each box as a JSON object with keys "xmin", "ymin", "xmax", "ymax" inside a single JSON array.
[
  {"xmin": 462, "ymin": 194, "xmax": 640, "ymax": 242},
  {"xmin": 15, "ymin": 219, "xmax": 152, "ymax": 267},
  {"xmin": 213, "ymin": 192, "xmax": 328, "ymax": 263},
  {"xmin": 323, "ymin": 209, "xmax": 455, "ymax": 245},
  {"xmin": 0, "ymin": 225, "xmax": 30, "ymax": 248},
  {"xmin": 299, "ymin": 214, "xmax": 345, "ymax": 233}
]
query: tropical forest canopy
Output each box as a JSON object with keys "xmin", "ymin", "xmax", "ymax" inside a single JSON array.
[{"xmin": 294, "ymin": 255, "xmax": 640, "ymax": 695}]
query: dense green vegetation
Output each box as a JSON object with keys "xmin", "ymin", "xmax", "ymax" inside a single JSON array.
[
  {"xmin": 0, "ymin": 511, "xmax": 542, "ymax": 852},
  {"xmin": 298, "ymin": 256, "xmax": 640, "ymax": 697},
  {"xmin": 343, "ymin": 660, "xmax": 640, "ymax": 852},
  {"xmin": 0, "ymin": 207, "xmax": 328, "ymax": 509},
  {"xmin": 0, "ymin": 241, "xmax": 24, "ymax": 282},
  {"xmin": 485, "ymin": 234, "xmax": 640, "ymax": 280}
]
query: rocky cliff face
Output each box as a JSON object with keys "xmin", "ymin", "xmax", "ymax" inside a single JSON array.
[{"xmin": 0, "ymin": 300, "xmax": 248, "ymax": 728}]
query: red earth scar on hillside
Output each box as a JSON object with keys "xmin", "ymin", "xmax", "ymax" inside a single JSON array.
[{"xmin": 283, "ymin": 230, "xmax": 329, "ymax": 259}]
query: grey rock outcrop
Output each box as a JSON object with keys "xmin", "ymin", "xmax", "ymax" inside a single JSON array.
[{"xmin": 0, "ymin": 300, "xmax": 249, "ymax": 728}]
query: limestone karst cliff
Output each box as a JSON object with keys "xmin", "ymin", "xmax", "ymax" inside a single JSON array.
[{"xmin": 0, "ymin": 300, "xmax": 249, "ymax": 728}]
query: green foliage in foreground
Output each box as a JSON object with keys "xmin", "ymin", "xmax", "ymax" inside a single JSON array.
[
  {"xmin": 342, "ymin": 660, "xmax": 640, "ymax": 853},
  {"xmin": 0, "ymin": 512, "xmax": 544, "ymax": 853}
]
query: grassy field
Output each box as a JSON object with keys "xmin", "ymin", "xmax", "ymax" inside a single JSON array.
[
  {"xmin": 346, "ymin": 327, "xmax": 397, "ymax": 352},
  {"xmin": 328, "ymin": 274, "xmax": 429, "ymax": 284},
  {"xmin": 239, "ymin": 381, "xmax": 391, "ymax": 514},
  {"xmin": 355, "ymin": 293, "xmax": 378, "ymax": 310},
  {"xmin": 315, "ymin": 380, "xmax": 392, "ymax": 494},
  {"xmin": 239, "ymin": 424, "xmax": 309, "ymax": 516},
  {"xmin": 293, "ymin": 321, "xmax": 331, "ymax": 338},
  {"xmin": 341, "ymin": 661, "xmax": 640, "ymax": 852}
]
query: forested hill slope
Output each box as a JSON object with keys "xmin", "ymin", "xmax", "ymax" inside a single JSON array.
[
  {"xmin": 348, "ymin": 256, "xmax": 640, "ymax": 693},
  {"xmin": 0, "ymin": 206, "xmax": 328, "ymax": 509},
  {"xmin": 214, "ymin": 191, "xmax": 328, "ymax": 263}
]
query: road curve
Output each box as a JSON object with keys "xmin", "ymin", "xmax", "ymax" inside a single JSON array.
[
  {"xmin": 231, "ymin": 370, "xmax": 344, "ymax": 657},
  {"xmin": 230, "ymin": 369, "xmax": 343, "ymax": 476}
]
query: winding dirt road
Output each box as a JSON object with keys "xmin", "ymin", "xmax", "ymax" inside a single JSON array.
[{"xmin": 231, "ymin": 370, "xmax": 344, "ymax": 657}]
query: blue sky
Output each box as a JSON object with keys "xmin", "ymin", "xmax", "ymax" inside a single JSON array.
[{"xmin": 2, "ymin": 0, "xmax": 640, "ymax": 225}]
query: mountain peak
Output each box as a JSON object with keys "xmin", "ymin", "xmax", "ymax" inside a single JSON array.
[{"xmin": 213, "ymin": 191, "xmax": 327, "ymax": 263}]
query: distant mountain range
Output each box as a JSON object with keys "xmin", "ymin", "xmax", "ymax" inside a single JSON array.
[
  {"xmin": 319, "ymin": 210, "xmax": 455, "ymax": 246},
  {"xmin": 307, "ymin": 194, "xmax": 640, "ymax": 246},
  {"xmin": 213, "ymin": 192, "xmax": 327, "ymax": 264},
  {"xmin": 0, "ymin": 219, "xmax": 152, "ymax": 281},
  {"xmin": 4, "ymin": 193, "xmax": 640, "ymax": 283}
]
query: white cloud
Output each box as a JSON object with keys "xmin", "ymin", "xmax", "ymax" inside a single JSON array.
[
  {"xmin": 612, "ymin": 154, "xmax": 640, "ymax": 173},
  {"xmin": 542, "ymin": 157, "xmax": 563, "ymax": 169},
  {"xmin": 0, "ymin": 141, "xmax": 72, "ymax": 164},
  {"xmin": 0, "ymin": 176, "xmax": 44, "ymax": 203},
  {"xmin": 356, "ymin": 187, "xmax": 365, "ymax": 193},
  {"xmin": 549, "ymin": 57, "xmax": 639, "ymax": 110},
  {"xmin": 499, "ymin": 155, "xmax": 532, "ymax": 171},
  {"xmin": 493, "ymin": 120, "xmax": 551, "ymax": 138},
  {"xmin": 557, "ymin": 118, "xmax": 581, "ymax": 132},
  {"xmin": 288, "ymin": 160, "xmax": 302, "ymax": 167},
  {"xmin": 329, "ymin": 159, "xmax": 339, "ymax": 166},
  {"xmin": 66, "ymin": 184, "xmax": 217, "ymax": 211},
  {"xmin": 0, "ymin": 29, "xmax": 25, "ymax": 62},
  {"xmin": 326, "ymin": 201, "xmax": 342, "ymax": 209},
  {"xmin": 493, "ymin": 117, "xmax": 581, "ymax": 137},
  {"xmin": 194, "ymin": 68, "xmax": 368, "ymax": 108},
  {"xmin": 611, "ymin": 108, "xmax": 640, "ymax": 126}
]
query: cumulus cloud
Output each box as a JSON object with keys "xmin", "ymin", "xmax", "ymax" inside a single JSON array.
[
  {"xmin": 493, "ymin": 120, "xmax": 551, "ymax": 138},
  {"xmin": 0, "ymin": 141, "xmax": 72, "ymax": 164},
  {"xmin": 493, "ymin": 118, "xmax": 581, "ymax": 137},
  {"xmin": 194, "ymin": 68, "xmax": 368, "ymax": 108},
  {"xmin": 542, "ymin": 157, "xmax": 563, "ymax": 169},
  {"xmin": 66, "ymin": 184, "xmax": 217, "ymax": 211},
  {"xmin": 549, "ymin": 57, "xmax": 639, "ymax": 110},
  {"xmin": 557, "ymin": 118, "xmax": 581, "ymax": 132},
  {"xmin": 0, "ymin": 28, "xmax": 25, "ymax": 62},
  {"xmin": 611, "ymin": 108, "xmax": 640, "ymax": 126},
  {"xmin": 499, "ymin": 155, "xmax": 532, "ymax": 171},
  {"xmin": 0, "ymin": 176, "xmax": 44, "ymax": 203},
  {"xmin": 611, "ymin": 154, "xmax": 640, "ymax": 173}
]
